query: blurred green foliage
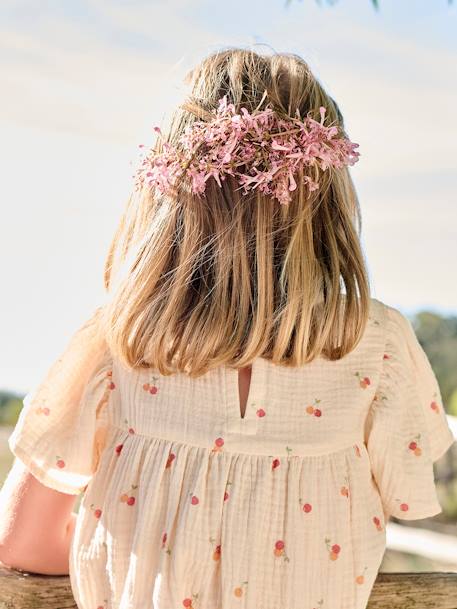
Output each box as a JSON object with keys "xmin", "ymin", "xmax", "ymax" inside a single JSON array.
[
  {"xmin": 0, "ymin": 393, "xmax": 23, "ymax": 425},
  {"xmin": 412, "ymin": 310, "xmax": 457, "ymax": 416}
]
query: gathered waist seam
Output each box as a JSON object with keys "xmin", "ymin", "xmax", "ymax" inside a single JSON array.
[{"xmin": 107, "ymin": 422, "xmax": 365, "ymax": 459}]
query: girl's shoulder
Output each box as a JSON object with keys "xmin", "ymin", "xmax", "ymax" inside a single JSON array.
[
  {"xmin": 347, "ymin": 296, "xmax": 414, "ymax": 367},
  {"xmin": 368, "ymin": 296, "xmax": 419, "ymax": 345}
]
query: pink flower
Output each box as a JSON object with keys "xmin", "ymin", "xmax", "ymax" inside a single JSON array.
[
  {"xmin": 288, "ymin": 170, "xmax": 297, "ymax": 191},
  {"xmin": 133, "ymin": 93, "xmax": 360, "ymax": 206},
  {"xmin": 319, "ymin": 106, "xmax": 326, "ymax": 125},
  {"xmin": 271, "ymin": 139, "xmax": 292, "ymax": 152},
  {"xmin": 205, "ymin": 168, "xmax": 222, "ymax": 187}
]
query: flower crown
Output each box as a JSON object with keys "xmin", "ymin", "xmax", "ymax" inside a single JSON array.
[{"xmin": 133, "ymin": 91, "xmax": 360, "ymax": 206}]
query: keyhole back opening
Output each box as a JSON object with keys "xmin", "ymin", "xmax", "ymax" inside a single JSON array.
[{"xmin": 237, "ymin": 365, "xmax": 252, "ymax": 420}]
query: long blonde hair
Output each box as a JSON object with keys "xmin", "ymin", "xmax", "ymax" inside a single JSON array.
[{"xmin": 100, "ymin": 47, "xmax": 371, "ymax": 377}]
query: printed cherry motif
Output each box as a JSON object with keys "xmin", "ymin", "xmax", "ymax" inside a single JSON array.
[
  {"xmin": 209, "ymin": 537, "xmax": 221, "ymax": 561},
  {"xmin": 96, "ymin": 599, "xmax": 108, "ymax": 609},
  {"xmin": 123, "ymin": 418, "xmax": 135, "ymax": 434},
  {"xmin": 340, "ymin": 476, "xmax": 350, "ymax": 497},
  {"xmin": 35, "ymin": 406, "xmax": 51, "ymax": 415},
  {"xmin": 324, "ymin": 537, "xmax": 341, "ymax": 560},
  {"xmin": 271, "ymin": 458, "xmax": 281, "ymax": 470},
  {"xmin": 115, "ymin": 443, "xmax": 124, "ymax": 456},
  {"xmin": 355, "ymin": 566, "xmax": 368, "ymax": 584},
  {"xmin": 182, "ymin": 592, "xmax": 199, "ymax": 607},
  {"xmin": 143, "ymin": 377, "xmax": 159, "ymax": 395},
  {"xmin": 355, "ymin": 371, "xmax": 371, "ymax": 389},
  {"xmin": 248, "ymin": 401, "xmax": 266, "ymax": 418},
  {"xmin": 165, "ymin": 452, "xmax": 176, "ymax": 468},
  {"xmin": 189, "ymin": 492, "xmax": 199, "ymax": 505},
  {"xmin": 89, "ymin": 503, "xmax": 102, "ymax": 519},
  {"xmin": 331, "ymin": 544, "xmax": 341, "ymax": 559},
  {"xmin": 273, "ymin": 539, "xmax": 290, "ymax": 562},
  {"xmin": 224, "ymin": 480, "xmax": 232, "ymax": 501},
  {"xmin": 161, "ymin": 531, "xmax": 171, "ymax": 555},
  {"xmin": 120, "ymin": 483, "xmax": 138, "ymax": 506},
  {"xmin": 106, "ymin": 370, "xmax": 115, "ymax": 390},
  {"xmin": 233, "ymin": 581, "xmax": 249, "ymax": 597},
  {"xmin": 312, "ymin": 600, "xmax": 324, "ymax": 609},
  {"xmin": 383, "ymin": 353, "xmax": 390, "ymax": 359},
  {"xmin": 298, "ymin": 495, "xmax": 312, "ymax": 513},
  {"xmin": 55, "ymin": 456, "xmax": 65, "ymax": 469},
  {"xmin": 430, "ymin": 399, "xmax": 440, "ymax": 414},
  {"xmin": 408, "ymin": 434, "xmax": 422, "ymax": 456},
  {"xmin": 305, "ymin": 398, "xmax": 322, "ymax": 417},
  {"xmin": 211, "ymin": 437, "xmax": 225, "ymax": 453},
  {"xmin": 372, "ymin": 516, "xmax": 383, "ymax": 531},
  {"xmin": 392, "ymin": 498, "xmax": 409, "ymax": 512}
]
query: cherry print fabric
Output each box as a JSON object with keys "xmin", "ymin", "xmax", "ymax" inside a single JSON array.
[
  {"xmin": 364, "ymin": 305, "xmax": 455, "ymax": 521},
  {"xmin": 7, "ymin": 298, "xmax": 455, "ymax": 609},
  {"xmin": 8, "ymin": 307, "xmax": 112, "ymax": 495}
]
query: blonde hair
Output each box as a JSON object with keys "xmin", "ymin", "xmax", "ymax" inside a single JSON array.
[{"xmin": 100, "ymin": 46, "xmax": 371, "ymax": 377}]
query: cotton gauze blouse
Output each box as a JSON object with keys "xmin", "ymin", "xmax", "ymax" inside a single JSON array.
[{"xmin": 8, "ymin": 297, "xmax": 455, "ymax": 609}]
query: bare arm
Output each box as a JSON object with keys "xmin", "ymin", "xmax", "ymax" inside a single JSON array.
[{"xmin": 0, "ymin": 457, "xmax": 78, "ymax": 575}]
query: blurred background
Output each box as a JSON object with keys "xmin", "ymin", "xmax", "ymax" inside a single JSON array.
[{"xmin": 1, "ymin": 0, "xmax": 456, "ymax": 574}]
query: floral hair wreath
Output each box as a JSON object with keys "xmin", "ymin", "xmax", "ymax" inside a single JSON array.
[{"xmin": 133, "ymin": 90, "xmax": 360, "ymax": 206}]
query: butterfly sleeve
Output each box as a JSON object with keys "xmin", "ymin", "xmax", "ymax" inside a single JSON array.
[
  {"xmin": 364, "ymin": 304, "xmax": 455, "ymax": 520},
  {"xmin": 8, "ymin": 307, "xmax": 114, "ymax": 495}
]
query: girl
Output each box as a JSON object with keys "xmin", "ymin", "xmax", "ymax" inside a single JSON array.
[{"xmin": 0, "ymin": 48, "xmax": 455, "ymax": 609}]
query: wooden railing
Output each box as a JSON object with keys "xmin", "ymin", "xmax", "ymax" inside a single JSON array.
[{"xmin": 1, "ymin": 567, "xmax": 456, "ymax": 609}]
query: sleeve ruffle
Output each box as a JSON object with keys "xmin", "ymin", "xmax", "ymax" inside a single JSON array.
[
  {"xmin": 8, "ymin": 307, "xmax": 114, "ymax": 495},
  {"xmin": 365, "ymin": 304, "xmax": 455, "ymax": 520}
]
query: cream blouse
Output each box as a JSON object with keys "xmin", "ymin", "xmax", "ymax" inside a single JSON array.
[{"xmin": 8, "ymin": 297, "xmax": 455, "ymax": 609}]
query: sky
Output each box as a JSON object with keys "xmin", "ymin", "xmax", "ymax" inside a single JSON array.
[{"xmin": 1, "ymin": 0, "xmax": 456, "ymax": 394}]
